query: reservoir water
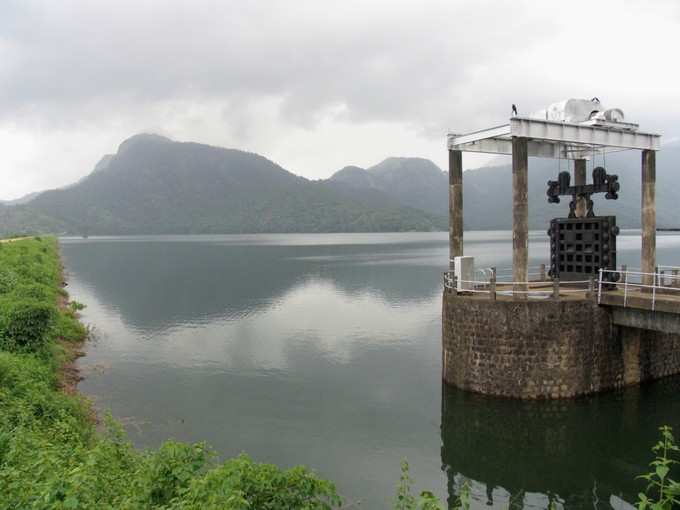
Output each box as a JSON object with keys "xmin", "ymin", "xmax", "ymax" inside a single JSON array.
[{"xmin": 60, "ymin": 231, "xmax": 680, "ymax": 509}]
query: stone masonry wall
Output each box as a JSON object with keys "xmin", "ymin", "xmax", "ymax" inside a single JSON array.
[{"xmin": 442, "ymin": 290, "xmax": 680, "ymax": 399}]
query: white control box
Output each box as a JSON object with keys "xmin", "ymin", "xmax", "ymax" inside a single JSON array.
[{"xmin": 454, "ymin": 256, "xmax": 475, "ymax": 292}]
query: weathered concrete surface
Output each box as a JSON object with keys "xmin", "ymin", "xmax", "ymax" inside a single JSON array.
[
  {"xmin": 599, "ymin": 289, "xmax": 680, "ymax": 314},
  {"xmin": 442, "ymin": 290, "xmax": 680, "ymax": 399},
  {"xmin": 512, "ymin": 137, "xmax": 528, "ymax": 294},
  {"xmin": 611, "ymin": 307, "xmax": 680, "ymax": 335},
  {"xmin": 574, "ymin": 159, "xmax": 587, "ymax": 218},
  {"xmin": 449, "ymin": 149, "xmax": 463, "ymax": 268},
  {"xmin": 641, "ymin": 149, "xmax": 656, "ymax": 287}
]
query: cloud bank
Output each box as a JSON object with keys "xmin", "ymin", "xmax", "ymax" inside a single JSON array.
[{"xmin": 1, "ymin": 0, "xmax": 679, "ymax": 199}]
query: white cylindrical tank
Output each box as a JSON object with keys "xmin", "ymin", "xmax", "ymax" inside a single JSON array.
[
  {"xmin": 530, "ymin": 99, "xmax": 634, "ymax": 129},
  {"xmin": 545, "ymin": 98, "xmax": 605, "ymax": 123}
]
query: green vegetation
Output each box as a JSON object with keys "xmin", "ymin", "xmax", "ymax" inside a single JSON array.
[
  {"xmin": 0, "ymin": 238, "xmax": 340, "ymax": 509},
  {"xmin": 394, "ymin": 460, "xmax": 467, "ymax": 510},
  {"xmin": 637, "ymin": 425, "xmax": 680, "ymax": 510}
]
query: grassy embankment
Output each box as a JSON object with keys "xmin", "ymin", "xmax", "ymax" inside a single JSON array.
[{"xmin": 0, "ymin": 237, "xmax": 341, "ymax": 509}]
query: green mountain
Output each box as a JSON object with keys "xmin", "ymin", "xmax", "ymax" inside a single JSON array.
[
  {"xmin": 329, "ymin": 145, "xmax": 680, "ymax": 230},
  {"xmin": 461, "ymin": 147, "xmax": 679, "ymax": 230},
  {"xmin": 0, "ymin": 134, "xmax": 446, "ymax": 236},
  {"xmin": 1, "ymin": 134, "xmax": 677, "ymax": 236},
  {"xmin": 331, "ymin": 158, "xmax": 447, "ymax": 216}
]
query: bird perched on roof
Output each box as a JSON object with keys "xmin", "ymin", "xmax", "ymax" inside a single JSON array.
[{"xmin": 511, "ymin": 104, "xmax": 518, "ymax": 116}]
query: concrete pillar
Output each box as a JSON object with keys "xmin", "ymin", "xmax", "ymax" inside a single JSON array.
[
  {"xmin": 449, "ymin": 150, "xmax": 463, "ymax": 269},
  {"xmin": 641, "ymin": 150, "xmax": 656, "ymax": 288},
  {"xmin": 621, "ymin": 327, "xmax": 642, "ymax": 385},
  {"xmin": 512, "ymin": 137, "xmax": 529, "ymax": 295},
  {"xmin": 574, "ymin": 159, "xmax": 587, "ymax": 218}
]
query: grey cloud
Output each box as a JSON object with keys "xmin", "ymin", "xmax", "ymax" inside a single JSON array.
[
  {"xmin": 1, "ymin": 0, "xmax": 679, "ymax": 200},
  {"xmin": 0, "ymin": 0, "xmax": 555, "ymax": 133}
]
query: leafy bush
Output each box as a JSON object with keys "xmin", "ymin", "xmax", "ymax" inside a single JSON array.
[
  {"xmin": 0, "ymin": 298, "xmax": 56, "ymax": 352},
  {"xmin": 13, "ymin": 282, "xmax": 53, "ymax": 301},
  {"xmin": 0, "ymin": 267, "xmax": 18, "ymax": 294},
  {"xmin": 69, "ymin": 300, "xmax": 86, "ymax": 312},
  {"xmin": 168, "ymin": 454, "xmax": 341, "ymax": 510},
  {"xmin": 53, "ymin": 309, "xmax": 87, "ymax": 343},
  {"xmin": 638, "ymin": 426, "xmax": 680, "ymax": 510},
  {"xmin": 395, "ymin": 460, "xmax": 462, "ymax": 510}
]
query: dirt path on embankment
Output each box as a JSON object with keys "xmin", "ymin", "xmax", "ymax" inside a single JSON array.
[{"xmin": 0, "ymin": 236, "xmax": 32, "ymax": 243}]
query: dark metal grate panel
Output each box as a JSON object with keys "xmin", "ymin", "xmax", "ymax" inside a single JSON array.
[{"xmin": 549, "ymin": 216, "xmax": 619, "ymax": 281}]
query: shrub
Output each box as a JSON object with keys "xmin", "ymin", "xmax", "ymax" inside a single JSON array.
[
  {"xmin": 13, "ymin": 282, "xmax": 53, "ymax": 302},
  {"xmin": 0, "ymin": 268, "xmax": 18, "ymax": 294},
  {"xmin": 69, "ymin": 300, "xmax": 86, "ymax": 312},
  {"xmin": 53, "ymin": 310, "xmax": 87, "ymax": 343},
  {"xmin": 638, "ymin": 426, "xmax": 680, "ymax": 510},
  {"xmin": 0, "ymin": 298, "xmax": 56, "ymax": 352},
  {"xmin": 395, "ymin": 460, "xmax": 455, "ymax": 510},
  {"xmin": 168, "ymin": 454, "xmax": 341, "ymax": 510}
]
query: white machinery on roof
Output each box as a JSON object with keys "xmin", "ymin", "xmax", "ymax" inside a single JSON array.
[{"xmin": 532, "ymin": 98, "xmax": 637, "ymax": 131}]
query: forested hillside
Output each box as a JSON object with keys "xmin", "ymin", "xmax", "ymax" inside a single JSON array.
[{"xmin": 1, "ymin": 135, "xmax": 677, "ymax": 236}]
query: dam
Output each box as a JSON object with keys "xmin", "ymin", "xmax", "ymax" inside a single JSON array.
[{"xmin": 442, "ymin": 98, "xmax": 680, "ymax": 398}]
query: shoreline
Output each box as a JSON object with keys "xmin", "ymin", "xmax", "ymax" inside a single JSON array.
[
  {"xmin": 0, "ymin": 236, "xmax": 343, "ymax": 508},
  {"xmin": 56, "ymin": 258, "xmax": 88, "ymax": 397}
]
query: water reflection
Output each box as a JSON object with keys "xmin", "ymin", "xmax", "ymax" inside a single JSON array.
[
  {"xmin": 61, "ymin": 235, "xmax": 446, "ymax": 334},
  {"xmin": 58, "ymin": 232, "xmax": 680, "ymax": 509},
  {"xmin": 441, "ymin": 378, "xmax": 680, "ymax": 509}
]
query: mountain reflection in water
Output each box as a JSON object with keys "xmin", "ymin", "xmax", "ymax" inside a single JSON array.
[{"xmin": 60, "ymin": 232, "xmax": 680, "ymax": 509}]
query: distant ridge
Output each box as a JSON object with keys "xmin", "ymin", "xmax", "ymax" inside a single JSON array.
[
  {"xmin": 0, "ymin": 134, "xmax": 446, "ymax": 236},
  {"xmin": 0, "ymin": 134, "xmax": 677, "ymax": 236},
  {"xmin": 330, "ymin": 157, "xmax": 447, "ymax": 216},
  {"xmin": 328, "ymin": 145, "xmax": 680, "ymax": 230}
]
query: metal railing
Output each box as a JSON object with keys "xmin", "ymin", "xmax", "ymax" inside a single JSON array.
[
  {"xmin": 597, "ymin": 268, "xmax": 680, "ymax": 311},
  {"xmin": 658, "ymin": 265, "xmax": 680, "ymax": 287},
  {"xmin": 443, "ymin": 268, "xmax": 593, "ymax": 300},
  {"xmin": 491, "ymin": 264, "xmax": 548, "ymax": 282},
  {"xmin": 444, "ymin": 263, "xmax": 680, "ymax": 308}
]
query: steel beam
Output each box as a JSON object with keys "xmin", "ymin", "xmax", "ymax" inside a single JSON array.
[
  {"xmin": 448, "ymin": 124, "xmax": 510, "ymax": 146},
  {"xmin": 448, "ymin": 136, "xmax": 595, "ymax": 159},
  {"xmin": 510, "ymin": 117, "xmax": 660, "ymax": 151},
  {"xmin": 448, "ymin": 117, "xmax": 661, "ymax": 157}
]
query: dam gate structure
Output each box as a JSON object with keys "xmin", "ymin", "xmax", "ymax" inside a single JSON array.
[{"xmin": 442, "ymin": 98, "xmax": 680, "ymax": 399}]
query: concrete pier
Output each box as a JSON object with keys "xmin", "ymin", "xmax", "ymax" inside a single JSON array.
[
  {"xmin": 512, "ymin": 137, "xmax": 528, "ymax": 293},
  {"xmin": 445, "ymin": 101, "xmax": 666, "ymax": 399},
  {"xmin": 442, "ymin": 291, "xmax": 680, "ymax": 398},
  {"xmin": 449, "ymin": 149, "xmax": 463, "ymax": 269},
  {"xmin": 641, "ymin": 149, "xmax": 656, "ymax": 287}
]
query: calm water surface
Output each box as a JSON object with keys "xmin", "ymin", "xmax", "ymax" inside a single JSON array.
[{"xmin": 60, "ymin": 231, "xmax": 680, "ymax": 509}]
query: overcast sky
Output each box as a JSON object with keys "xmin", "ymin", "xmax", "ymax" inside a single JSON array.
[{"xmin": 1, "ymin": 0, "xmax": 679, "ymax": 200}]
